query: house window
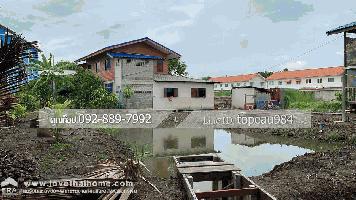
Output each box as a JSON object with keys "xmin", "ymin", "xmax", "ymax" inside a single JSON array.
[
  {"xmin": 220, "ymin": 84, "xmax": 222, "ymax": 87},
  {"xmin": 191, "ymin": 88, "xmax": 206, "ymax": 98},
  {"xmin": 164, "ymin": 88, "xmax": 178, "ymax": 97},
  {"xmin": 214, "ymin": 84, "xmax": 217, "ymax": 88},
  {"xmin": 127, "ymin": 59, "xmax": 131, "ymax": 63},
  {"xmin": 317, "ymin": 78, "xmax": 322, "ymax": 83},
  {"xmin": 87, "ymin": 64, "xmax": 92, "ymax": 70},
  {"xmin": 260, "ymin": 82, "xmax": 265, "ymax": 87},
  {"xmin": 104, "ymin": 82, "xmax": 113, "ymax": 93},
  {"xmin": 278, "ymin": 81, "xmax": 282, "ymax": 85},
  {"xmin": 236, "ymin": 83, "xmax": 240, "ymax": 86},
  {"xmin": 328, "ymin": 77, "xmax": 335, "ymax": 82},
  {"xmin": 225, "ymin": 83, "xmax": 228, "ymax": 87},
  {"xmin": 250, "ymin": 82, "xmax": 254, "ymax": 87},
  {"xmin": 104, "ymin": 59, "xmax": 111, "ymax": 70},
  {"xmin": 306, "ymin": 79, "xmax": 312, "ymax": 84},
  {"xmin": 116, "ymin": 60, "xmax": 120, "ymax": 67},
  {"xmin": 136, "ymin": 61, "xmax": 145, "ymax": 66},
  {"xmin": 269, "ymin": 81, "xmax": 274, "ymax": 85},
  {"xmin": 296, "ymin": 80, "xmax": 301, "ymax": 84},
  {"xmin": 157, "ymin": 60, "xmax": 163, "ymax": 72},
  {"xmin": 286, "ymin": 80, "xmax": 292, "ymax": 85},
  {"xmin": 95, "ymin": 62, "xmax": 99, "ymax": 72}
]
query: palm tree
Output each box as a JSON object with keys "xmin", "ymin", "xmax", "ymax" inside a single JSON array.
[{"xmin": 29, "ymin": 54, "xmax": 64, "ymax": 103}]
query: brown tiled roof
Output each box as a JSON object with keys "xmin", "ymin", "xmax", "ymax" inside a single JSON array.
[
  {"xmin": 209, "ymin": 73, "xmax": 259, "ymax": 83},
  {"xmin": 266, "ymin": 66, "xmax": 344, "ymax": 80}
]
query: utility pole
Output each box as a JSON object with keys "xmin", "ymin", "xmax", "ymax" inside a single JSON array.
[{"xmin": 342, "ymin": 32, "xmax": 348, "ymax": 122}]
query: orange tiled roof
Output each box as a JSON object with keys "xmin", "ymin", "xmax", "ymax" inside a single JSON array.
[
  {"xmin": 266, "ymin": 66, "xmax": 344, "ymax": 80},
  {"xmin": 209, "ymin": 73, "xmax": 259, "ymax": 83}
]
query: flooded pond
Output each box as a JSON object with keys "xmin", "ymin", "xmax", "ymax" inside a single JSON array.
[{"xmin": 114, "ymin": 128, "xmax": 335, "ymax": 178}]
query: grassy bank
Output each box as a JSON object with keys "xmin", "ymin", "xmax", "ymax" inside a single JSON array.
[{"xmin": 283, "ymin": 89, "xmax": 342, "ymax": 112}]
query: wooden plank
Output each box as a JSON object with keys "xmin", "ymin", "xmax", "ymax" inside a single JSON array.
[
  {"xmin": 195, "ymin": 188, "xmax": 259, "ymax": 199},
  {"xmin": 177, "ymin": 161, "xmax": 235, "ymax": 168},
  {"xmin": 182, "ymin": 174, "xmax": 199, "ymax": 200},
  {"xmin": 178, "ymin": 165, "xmax": 240, "ymax": 174},
  {"xmin": 118, "ymin": 187, "xmax": 134, "ymax": 200}
]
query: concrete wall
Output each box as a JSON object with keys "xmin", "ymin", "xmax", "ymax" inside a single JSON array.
[
  {"xmin": 267, "ymin": 76, "xmax": 342, "ymax": 89},
  {"xmin": 121, "ymin": 59, "xmax": 155, "ymax": 109},
  {"xmin": 153, "ymin": 82, "xmax": 214, "ymax": 110},
  {"xmin": 313, "ymin": 89, "xmax": 341, "ymax": 101},
  {"xmin": 231, "ymin": 88, "xmax": 255, "ymax": 109}
]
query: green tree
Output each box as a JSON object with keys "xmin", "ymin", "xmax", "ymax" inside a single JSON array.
[
  {"xmin": 55, "ymin": 61, "xmax": 79, "ymax": 70},
  {"xmin": 168, "ymin": 58, "xmax": 188, "ymax": 76},
  {"xmin": 201, "ymin": 76, "xmax": 211, "ymax": 81},
  {"xmin": 29, "ymin": 54, "xmax": 63, "ymax": 104},
  {"xmin": 68, "ymin": 69, "xmax": 118, "ymax": 109},
  {"xmin": 259, "ymin": 71, "xmax": 273, "ymax": 78},
  {"xmin": 17, "ymin": 63, "xmax": 118, "ymax": 109}
]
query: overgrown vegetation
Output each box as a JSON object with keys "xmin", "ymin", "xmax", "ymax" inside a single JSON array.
[
  {"xmin": 215, "ymin": 90, "xmax": 231, "ymax": 97},
  {"xmin": 12, "ymin": 55, "xmax": 118, "ymax": 116},
  {"xmin": 283, "ymin": 89, "xmax": 342, "ymax": 112}
]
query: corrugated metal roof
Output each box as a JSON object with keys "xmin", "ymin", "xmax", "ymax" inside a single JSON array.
[
  {"xmin": 327, "ymin": 21, "xmax": 356, "ymax": 35},
  {"xmin": 107, "ymin": 52, "xmax": 163, "ymax": 60}
]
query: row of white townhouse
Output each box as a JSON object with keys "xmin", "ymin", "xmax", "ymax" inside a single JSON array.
[{"xmin": 211, "ymin": 66, "xmax": 344, "ymax": 91}]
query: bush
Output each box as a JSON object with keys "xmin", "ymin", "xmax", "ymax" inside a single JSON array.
[
  {"xmin": 16, "ymin": 92, "xmax": 40, "ymax": 111},
  {"xmin": 88, "ymin": 87, "xmax": 118, "ymax": 109},
  {"xmin": 289, "ymin": 101, "xmax": 342, "ymax": 112},
  {"xmin": 16, "ymin": 67, "xmax": 119, "ymax": 110},
  {"xmin": 69, "ymin": 69, "xmax": 118, "ymax": 109},
  {"xmin": 8, "ymin": 104, "xmax": 27, "ymax": 120}
]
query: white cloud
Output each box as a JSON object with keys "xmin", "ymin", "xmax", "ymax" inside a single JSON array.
[{"xmin": 285, "ymin": 60, "xmax": 307, "ymax": 70}]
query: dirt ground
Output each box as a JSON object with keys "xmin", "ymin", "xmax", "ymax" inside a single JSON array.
[
  {"xmin": 0, "ymin": 117, "xmax": 186, "ymax": 200},
  {"xmin": 252, "ymin": 146, "xmax": 356, "ymax": 200}
]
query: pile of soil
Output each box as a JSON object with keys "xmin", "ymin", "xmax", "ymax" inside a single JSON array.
[
  {"xmin": 130, "ymin": 175, "xmax": 187, "ymax": 200},
  {"xmin": 0, "ymin": 126, "xmax": 132, "ymax": 180},
  {"xmin": 252, "ymin": 146, "xmax": 356, "ymax": 200},
  {"xmin": 0, "ymin": 148, "xmax": 40, "ymax": 183},
  {"xmin": 0, "ymin": 118, "xmax": 186, "ymax": 199}
]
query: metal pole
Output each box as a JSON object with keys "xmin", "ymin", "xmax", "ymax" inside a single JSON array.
[{"xmin": 342, "ymin": 32, "xmax": 347, "ymax": 122}]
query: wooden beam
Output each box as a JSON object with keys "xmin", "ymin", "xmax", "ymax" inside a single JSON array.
[{"xmin": 195, "ymin": 188, "xmax": 259, "ymax": 199}]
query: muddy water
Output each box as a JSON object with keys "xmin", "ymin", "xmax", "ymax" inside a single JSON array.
[{"xmin": 113, "ymin": 128, "xmax": 339, "ymax": 178}]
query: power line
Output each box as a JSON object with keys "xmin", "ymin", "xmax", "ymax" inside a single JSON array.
[{"xmin": 264, "ymin": 34, "xmax": 343, "ymax": 72}]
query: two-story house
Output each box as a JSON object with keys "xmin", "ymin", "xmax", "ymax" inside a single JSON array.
[
  {"xmin": 76, "ymin": 37, "xmax": 214, "ymax": 110},
  {"xmin": 266, "ymin": 66, "xmax": 344, "ymax": 90},
  {"xmin": 210, "ymin": 73, "xmax": 267, "ymax": 90}
]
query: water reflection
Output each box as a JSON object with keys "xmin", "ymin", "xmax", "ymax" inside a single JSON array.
[{"xmin": 115, "ymin": 128, "xmax": 315, "ymax": 177}]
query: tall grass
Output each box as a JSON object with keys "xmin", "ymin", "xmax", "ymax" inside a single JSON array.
[
  {"xmin": 283, "ymin": 89, "xmax": 341, "ymax": 112},
  {"xmin": 215, "ymin": 90, "xmax": 231, "ymax": 97}
]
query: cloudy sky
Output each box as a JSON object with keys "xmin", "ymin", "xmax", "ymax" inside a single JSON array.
[{"xmin": 0, "ymin": 0, "xmax": 355, "ymax": 77}]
